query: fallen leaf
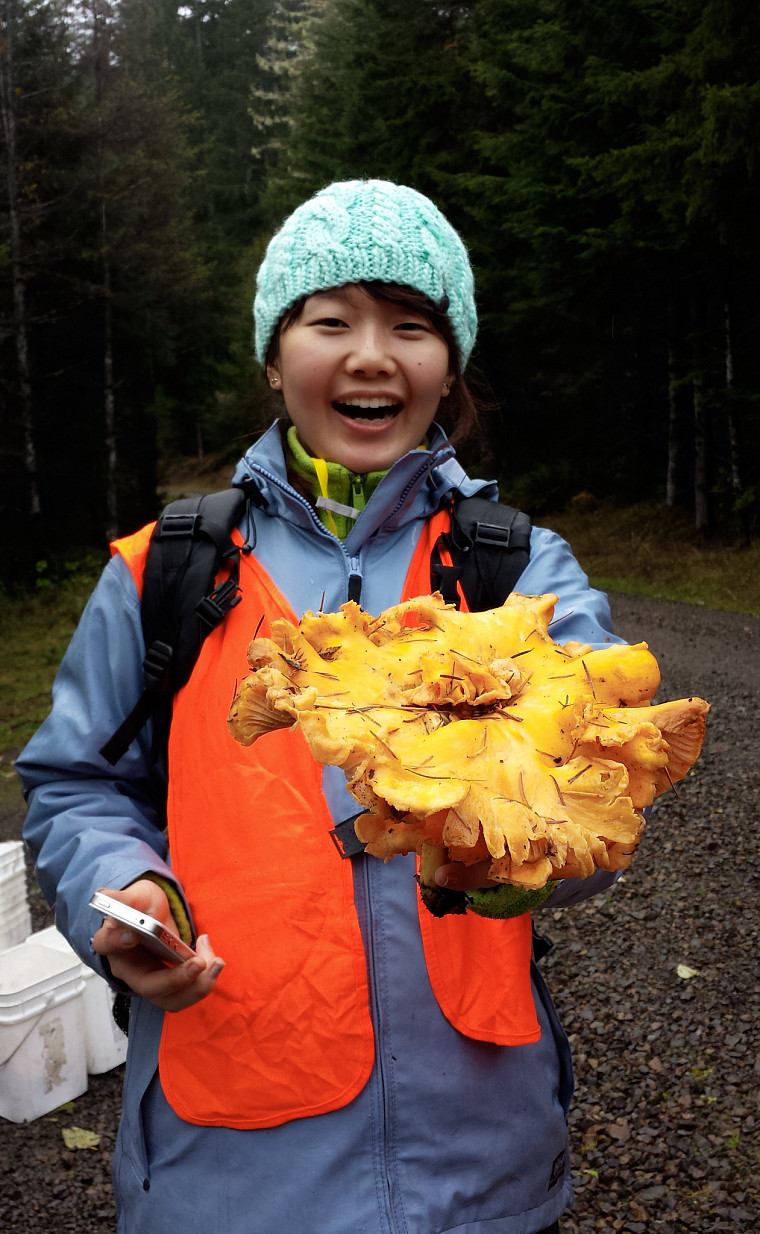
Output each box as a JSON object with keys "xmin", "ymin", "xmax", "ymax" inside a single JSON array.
[
  {"xmin": 62, "ymin": 1126, "xmax": 100, "ymax": 1150},
  {"xmin": 677, "ymin": 964, "xmax": 700, "ymax": 980}
]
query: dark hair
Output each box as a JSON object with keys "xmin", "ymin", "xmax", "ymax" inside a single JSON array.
[{"xmin": 265, "ymin": 281, "xmax": 480, "ymax": 447}]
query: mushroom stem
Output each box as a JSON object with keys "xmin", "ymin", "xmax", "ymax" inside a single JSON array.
[{"xmin": 417, "ymin": 843, "xmax": 467, "ymax": 917}]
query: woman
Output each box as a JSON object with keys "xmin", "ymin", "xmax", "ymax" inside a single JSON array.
[{"xmin": 20, "ymin": 179, "xmax": 622, "ymax": 1234}]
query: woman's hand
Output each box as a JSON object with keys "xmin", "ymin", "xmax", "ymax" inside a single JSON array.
[
  {"xmin": 434, "ymin": 859, "xmax": 497, "ymax": 893},
  {"xmin": 92, "ymin": 879, "xmax": 225, "ymax": 1013}
]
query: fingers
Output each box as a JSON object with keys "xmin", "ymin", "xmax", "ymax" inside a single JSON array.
[
  {"xmin": 434, "ymin": 858, "xmax": 497, "ymax": 892},
  {"xmin": 92, "ymin": 880, "xmax": 174, "ymax": 962},
  {"xmin": 107, "ymin": 934, "xmax": 226, "ymax": 1013},
  {"xmin": 92, "ymin": 884, "xmax": 226, "ymax": 1012}
]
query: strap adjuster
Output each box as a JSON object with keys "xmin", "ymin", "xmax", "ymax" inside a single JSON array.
[
  {"xmin": 471, "ymin": 519, "xmax": 513, "ymax": 549},
  {"xmin": 158, "ymin": 512, "xmax": 201, "ymax": 539},
  {"xmin": 143, "ymin": 640, "xmax": 173, "ymax": 693}
]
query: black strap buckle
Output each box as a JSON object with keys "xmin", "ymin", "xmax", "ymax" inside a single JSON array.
[
  {"xmin": 195, "ymin": 578, "xmax": 242, "ymax": 632},
  {"xmin": 329, "ymin": 816, "xmax": 368, "ymax": 859}
]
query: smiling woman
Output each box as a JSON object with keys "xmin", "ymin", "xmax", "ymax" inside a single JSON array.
[
  {"xmin": 266, "ymin": 284, "xmax": 453, "ymax": 473},
  {"xmin": 266, "ymin": 280, "xmax": 479, "ymax": 452},
  {"xmin": 19, "ymin": 178, "xmax": 624, "ymax": 1234}
]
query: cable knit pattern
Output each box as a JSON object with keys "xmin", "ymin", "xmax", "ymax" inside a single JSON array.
[{"xmin": 254, "ymin": 179, "xmax": 477, "ymax": 366}]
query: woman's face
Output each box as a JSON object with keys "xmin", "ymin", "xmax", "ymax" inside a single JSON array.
[{"xmin": 266, "ymin": 285, "xmax": 453, "ymax": 473}]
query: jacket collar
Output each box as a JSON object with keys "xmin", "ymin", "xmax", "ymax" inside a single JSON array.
[{"xmin": 231, "ymin": 419, "xmax": 497, "ymax": 549}]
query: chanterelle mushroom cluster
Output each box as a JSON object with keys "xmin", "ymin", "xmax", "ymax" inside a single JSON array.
[{"xmin": 228, "ymin": 593, "xmax": 709, "ymax": 910}]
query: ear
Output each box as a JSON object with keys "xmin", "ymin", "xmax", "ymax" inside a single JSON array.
[
  {"xmin": 441, "ymin": 375, "xmax": 454, "ymax": 397},
  {"xmin": 266, "ymin": 363, "xmax": 282, "ymax": 390}
]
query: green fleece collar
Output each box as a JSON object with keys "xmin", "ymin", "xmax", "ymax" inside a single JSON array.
[{"xmin": 286, "ymin": 427, "xmax": 388, "ymax": 539}]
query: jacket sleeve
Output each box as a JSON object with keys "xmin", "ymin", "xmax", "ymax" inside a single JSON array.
[
  {"xmin": 17, "ymin": 553, "xmax": 182, "ymax": 978},
  {"xmin": 514, "ymin": 525, "xmax": 624, "ymax": 651},
  {"xmin": 515, "ymin": 525, "xmax": 626, "ymax": 908}
]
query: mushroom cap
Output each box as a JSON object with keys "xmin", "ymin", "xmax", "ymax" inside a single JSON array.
[{"xmin": 228, "ymin": 593, "xmax": 709, "ymax": 890}]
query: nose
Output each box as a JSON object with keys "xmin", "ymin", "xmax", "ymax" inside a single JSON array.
[{"xmin": 346, "ymin": 324, "xmax": 396, "ymax": 376}]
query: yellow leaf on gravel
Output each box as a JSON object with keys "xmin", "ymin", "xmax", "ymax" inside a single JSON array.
[
  {"xmin": 62, "ymin": 1126, "xmax": 100, "ymax": 1150},
  {"xmin": 676, "ymin": 964, "xmax": 700, "ymax": 980}
]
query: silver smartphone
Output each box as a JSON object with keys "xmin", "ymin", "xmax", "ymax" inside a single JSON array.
[{"xmin": 89, "ymin": 891, "xmax": 197, "ymax": 966}]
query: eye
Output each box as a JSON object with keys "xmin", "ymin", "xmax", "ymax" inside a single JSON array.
[
  {"xmin": 313, "ymin": 316, "xmax": 348, "ymax": 329},
  {"xmin": 394, "ymin": 320, "xmax": 430, "ymax": 334}
]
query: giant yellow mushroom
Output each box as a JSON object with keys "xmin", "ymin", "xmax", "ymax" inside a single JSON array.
[{"xmin": 228, "ymin": 593, "xmax": 709, "ymax": 915}]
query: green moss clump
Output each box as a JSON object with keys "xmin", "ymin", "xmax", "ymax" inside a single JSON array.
[{"xmin": 465, "ymin": 882, "xmax": 556, "ymax": 919}]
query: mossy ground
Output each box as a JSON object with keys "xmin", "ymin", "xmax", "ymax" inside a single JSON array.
[{"xmin": 543, "ymin": 501, "xmax": 759, "ymax": 615}]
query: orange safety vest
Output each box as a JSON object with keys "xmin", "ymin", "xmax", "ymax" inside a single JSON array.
[{"xmin": 112, "ymin": 508, "xmax": 539, "ymax": 1130}]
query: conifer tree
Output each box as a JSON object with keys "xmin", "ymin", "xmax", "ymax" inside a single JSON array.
[
  {"xmin": 454, "ymin": 0, "xmax": 758, "ymax": 528},
  {"xmin": 269, "ymin": 0, "xmax": 480, "ymax": 209},
  {"xmin": 0, "ymin": 0, "xmax": 81, "ymax": 563}
]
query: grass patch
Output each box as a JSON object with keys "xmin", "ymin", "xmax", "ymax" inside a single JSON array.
[
  {"xmin": 0, "ymin": 557, "xmax": 106, "ymax": 756},
  {"xmin": 0, "ymin": 557, "xmax": 106, "ymax": 829},
  {"xmin": 542, "ymin": 501, "xmax": 760, "ymax": 614},
  {"xmin": 158, "ymin": 450, "xmax": 241, "ymax": 502}
]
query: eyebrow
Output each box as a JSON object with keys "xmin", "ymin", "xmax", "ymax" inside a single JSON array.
[{"xmin": 308, "ymin": 289, "xmax": 352, "ymax": 305}]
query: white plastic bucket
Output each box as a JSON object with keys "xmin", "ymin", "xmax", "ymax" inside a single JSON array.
[
  {"xmin": 0, "ymin": 841, "xmax": 31, "ymax": 951},
  {"xmin": 0, "ymin": 941, "xmax": 88, "ymax": 1122},
  {"xmin": 26, "ymin": 927, "xmax": 127, "ymax": 1074},
  {"xmin": 0, "ymin": 909, "xmax": 33, "ymax": 954},
  {"xmin": 0, "ymin": 884, "xmax": 29, "ymax": 913},
  {"xmin": 0, "ymin": 841, "xmax": 25, "ymax": 877}
]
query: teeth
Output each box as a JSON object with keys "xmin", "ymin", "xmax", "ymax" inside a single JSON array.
[{"xmin": 342, "ymin": 397, "xmax": 396, "ymax": 409}]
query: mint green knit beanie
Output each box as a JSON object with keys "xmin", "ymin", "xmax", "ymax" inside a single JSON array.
[{"xmin": 253, "ymin": 179, "xmax": 477, "ymax": 367}]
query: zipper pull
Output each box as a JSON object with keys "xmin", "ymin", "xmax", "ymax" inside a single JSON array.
[{"xmin": 351, "ymin": 475, "xmax": 367, "ymax": 513}]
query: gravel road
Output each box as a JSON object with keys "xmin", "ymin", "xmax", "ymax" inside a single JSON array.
[{"xmin": 1, "ymin": 591, "xmax": 758, "ymax": 1233}]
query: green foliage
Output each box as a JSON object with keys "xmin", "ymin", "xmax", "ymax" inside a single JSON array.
[
  {"xmin": 466, "ymin": 882, "xmax": 556, "ymax": 919},
  {"xmin": 263, "ymin": 0, "xmax": 481, "ymax": 213},
  {"xmin": 448, "ymin": 0, "xmax": 760, "ymax": 533},
  {"xmin": 3, "ymin": 0, "xmax": 760, "ymax": 563},
  {"xmin": 1, "ymin": 0, "xmax": 274, "ymax": 572}
]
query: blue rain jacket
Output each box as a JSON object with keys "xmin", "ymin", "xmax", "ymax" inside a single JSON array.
[{"xmin": 19, "ymin": 423, "xmax": 623, "ymax": 1234}]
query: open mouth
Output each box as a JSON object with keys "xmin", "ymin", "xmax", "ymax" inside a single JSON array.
[{"xmin": 333, "ymin": 398, "xmax": 402, "ymax": 422}]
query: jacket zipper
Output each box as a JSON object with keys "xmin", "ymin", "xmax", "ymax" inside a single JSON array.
[
  {"xmin": 245, "ymin": 463, "xmax": 364, "ymax": 602},
  {"xmin": 360, "ymin": 854, "xmax": 405, "ymax": 1234}
]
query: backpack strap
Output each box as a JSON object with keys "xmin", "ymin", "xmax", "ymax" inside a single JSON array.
[
  {"xmin": 430, "ymin": 495, "xmax": 532, "ymax": 611},
  {"xmin": 100, "ymin": 487, "xmax": 250, "ymax": 766}
]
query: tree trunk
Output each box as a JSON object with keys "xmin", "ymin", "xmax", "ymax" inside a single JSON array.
[
  {"xmin": 724, "ymin": 300, "xmax": 742, "ymax": 494},
  {"xmin": 666, "ymin": 345, "xmax": 682, "ymax": 508},
  {"xmin": 665, "ymin": 292, "xmax": 690, "ymax": 510},
  {"xmin": 693, "ymin": 371, "xmax": 709, "ymax": 533},
  {"xmin": 0, "ymin": 0, "xmax": 40, "ymax": 518},
  {"xmin": 102, "ymin": 200, "xmax": 118, "ymax": 541},
  {"xmin": 92, "ymin": 0, "xmax": 118, "ymax": 540}
]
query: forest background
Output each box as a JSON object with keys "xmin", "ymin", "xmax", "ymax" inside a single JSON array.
[{"xmin": 2, "ymin": 0, "xmax": 759, "ymax": 589}]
